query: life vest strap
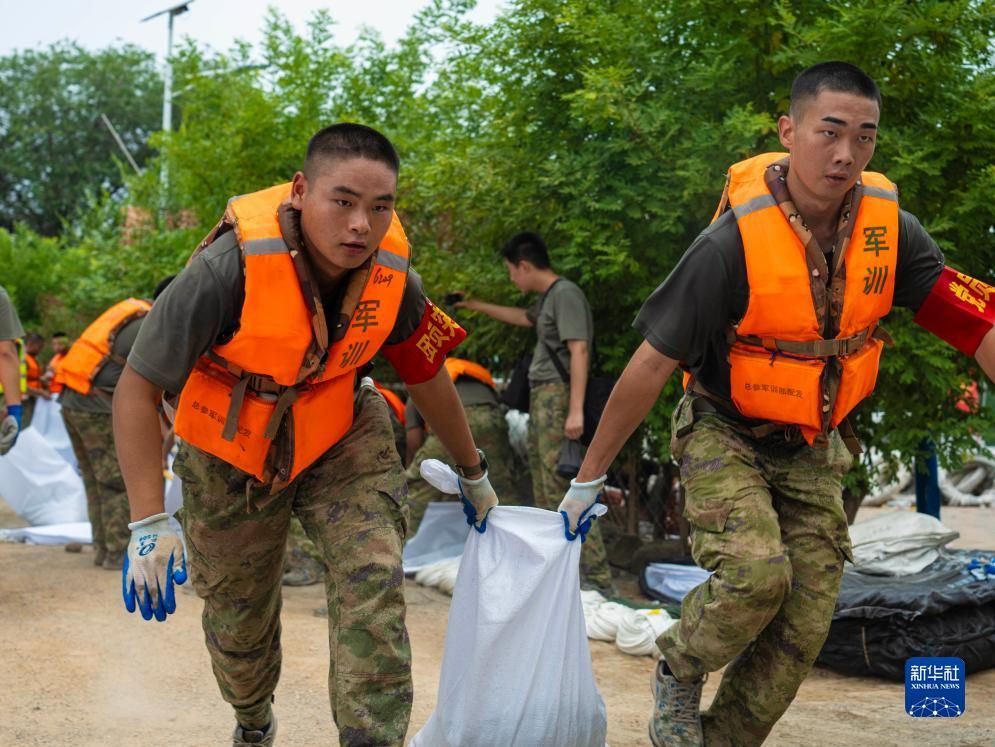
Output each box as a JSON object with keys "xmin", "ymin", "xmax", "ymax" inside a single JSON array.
[{"xmin": 731, "ymin": 325, "xmax": 879, "ymax": 358}]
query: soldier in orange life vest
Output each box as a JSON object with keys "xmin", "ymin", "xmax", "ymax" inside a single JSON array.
[
  {"xmin": 113, "ymin": 124, "xmax": 499, "ymax": 747},
  {"xmin": 560, "ymin": 62, "xmax": 995, "ymax": 747},
  {"xmin": 60, "ymin": 295, "xmax": 158, "ymax": 569},
  {"xmin": 44, "ymin": 331, "xmax": 70, "ymax": 395},
  {"xmin": 22, "ymin": 331, "xmax": 49, "ymax": 428}
]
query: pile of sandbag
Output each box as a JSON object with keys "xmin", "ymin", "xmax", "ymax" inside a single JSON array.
[
  {"xmin": 847, "ymin": 510, "xmax": 960, "ymax": 576},
  {"xmin": 864, "ymin": 449, "xmax": 995, "ymax": 508},
  {"xmin": 581, "ymin": 590, "xmax": 676, "ymax": 657}
]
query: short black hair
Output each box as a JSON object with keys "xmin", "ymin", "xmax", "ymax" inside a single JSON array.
[
  {"xmin": 153, "ymin": 275, "xmax": 176, "ymax": 301},
  {"xmin": 790, "ymin": 62, "xmax": 881, "ymax": 118},
  {"xmin": 500, "ymin": 231, "xmax": 551, "ymax": 269},
  {"xmin": 25, "ymin": 332, "xmax": 44, "ymax": 344},
  {"xmin": 51, "ymin": 331, "xmax": 68, "ymax": 339},
  {"xmin": 304, "ymin": 123, "xmax": 400, "ymax": 178}
]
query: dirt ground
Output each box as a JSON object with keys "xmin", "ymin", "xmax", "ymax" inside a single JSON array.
[{"xmin": 1, "ymin": 501, "xmax": 993, "ymax": 746}]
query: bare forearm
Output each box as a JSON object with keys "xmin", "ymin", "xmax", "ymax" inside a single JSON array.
[
  {"xmin": 113, "ymin": 365, "xmax": 167, "ymax": 521},
  {"xmin": 0, "ymin": 342, "xmax": 22, "ymax": 405},
  {"xmin": 405, "ymin": 427, "xmax": 425, "ymax": 468},
  {"xmin": 576, "ymin": 340, "xmax": 679, "ymax": 481},
  {"xmin": 975, "ymin": 327, "xmax": 995, "ymax": 383},
  {"xmin": 407, "ymin": 366, "xmax": 481, "ymax": 472},
  {"xmin": 567, "ymin": 341, "xmax": 588, "ymax": 417},
  {"xmin": 459, "ymin": 299, "xmax": 532, "ymax": 327}
]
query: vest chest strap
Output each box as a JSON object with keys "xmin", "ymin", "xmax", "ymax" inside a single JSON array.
[{"xmin": 730, "ymin": 324, "xmax": 891, "ymax": 358}]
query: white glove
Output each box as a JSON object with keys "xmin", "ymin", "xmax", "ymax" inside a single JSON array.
[
  {"xmin": 0, "ymin": 404, "xmax": 22, "ymax": 455},
  {"xmin": 123, "ymin": 512, "xmax": 187, "ymax": 622},
  {"xmin": 558, "ymin": 474, "xmax": 608, "ymax": 541},
  {"xmin": 458, "ymin": 471, "xmax": 499, "ymax": 533}
]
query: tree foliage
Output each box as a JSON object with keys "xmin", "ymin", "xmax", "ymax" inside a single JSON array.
[
  {"xmin": 0, "ymin": 42, "xmax": 162, "ymax": 235},
  {"xmin": 4, "ymin": 0, "xmax": 995, "ymax": 482}
]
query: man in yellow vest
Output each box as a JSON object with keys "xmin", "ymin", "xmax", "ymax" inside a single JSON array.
[
  {"xmin": 404, "ymin": 357, "xmax": 519, "ymax": 534},
  {"xmin": 113, "ymin": 124, "xmax": 499, "ymax": 747},
  {"xmin": 0, "ymin": 284, "xmax": 26, "ymax": 455},
  {"xmin": 59, "ymin": 293, "xmax": 160, "ymax": 569},
  {"xmin": 561, "ymin": 62, "xmax": 995, "ymax": 746}
]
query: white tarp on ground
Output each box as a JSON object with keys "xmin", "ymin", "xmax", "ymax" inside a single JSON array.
[
  {"xmin": 0, "ymin": 521, "xmax": 92, "ymax": 544},
  {"xmin": 402, "ymin": 502, "xmax": 470, "ymax": 574},
  {"xmin": 847, "ymin": 510, "xmax": 960, "ymax": 576},
  {"xmin": 643, "ymin": 563, "xmax": 713, "ymax": 603},
  {"xmin": 29, "ymin": 398, "xmax": 78, "ymax": 470},
  {"xmin": 410, "ymin": 504, "xmax": 608, "ymax": 747},
  {"xmin": 0, "ymin": 426, "xmax": 87, "ymax": 525}
]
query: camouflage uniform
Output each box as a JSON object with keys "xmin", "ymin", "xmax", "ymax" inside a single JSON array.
[
  {"xmin": 528, "ymin": 381, "xmax": 613, "ymax": 591},
  {"xmin": 174, "ymin": 386, "xmax": 412, "ymax": 746},
  {"xmin": 657, "ymin": 394, "xmax": 853, "ymax": 746},
  {"xmin": 405, "ymin": 402, "xmax": 518, "ymax": 535},
  {"xmin": 60, "ymin": 408, "xmax": 130, "ymax": 565}
]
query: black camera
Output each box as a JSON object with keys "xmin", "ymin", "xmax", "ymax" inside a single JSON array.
[{"xmin": 444, "ymin": 292, "xmax": 465, "ymax": 305}]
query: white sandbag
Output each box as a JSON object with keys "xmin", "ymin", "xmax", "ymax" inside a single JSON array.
[
  {"xmin": 27, "ymin": 397, "xmax": 78, "ymax": 470},
  {"xmin": 585, "ymin": 601, "xmax": 629, "ymax": 642},
  {"xmin": 504, "ymin": 409, "xmax": 531, "ymax": 466},
  {"xmin": 410, "ymin": 505, "xmax": 608, "ymax": 747},
  {"xmin": 420, "ymin": 458, "xmax": 461, "ymax": 495},
  {"xmin": 414, "ymin": 557, "xmax": 462, "ymax": 591},
  {"xmin": 615, "ymin": 608, "xmax": 676, "ymax": 657},
  {"xmin": 0, "ymin": 521, "xmax": 92, "ymax": 545},
  {"xmin": 0, "ymin": 427, "xmax": 87, "ymax": 525},
  {"xmin": 403, "ymin": 502, "xmax": 470, "ymax": 573}
]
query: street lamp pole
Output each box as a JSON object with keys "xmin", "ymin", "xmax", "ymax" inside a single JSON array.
[{"xmin": 141, "ymin": 1, "xmax": 193, "ymax": 206}]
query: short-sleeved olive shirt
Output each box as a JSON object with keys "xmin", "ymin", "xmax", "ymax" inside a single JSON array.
[
  {"xmin": 525, "ymin": 278, "xmax": 593, "ymax": 385},
  {"xmin": 129, "ymin": 216, "xmax": 430, "ymax": 396},
  {"xmin": 633, "ymin": 208, "xmax": 946, "ymax": 401},
  {"xmin": 0, "ymin": 286, "xmax": 25, "ymax": 342}
]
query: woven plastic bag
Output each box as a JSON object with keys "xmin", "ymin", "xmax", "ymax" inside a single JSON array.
[{"xmin": 410, "ymin": 462, "xmax": 608, "ymax": 746}]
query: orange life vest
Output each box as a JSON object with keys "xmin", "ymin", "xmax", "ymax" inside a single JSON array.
[
  {"xmin": 174, "ymin": 183, "xmax": 411, "ymax": 485},
  {"xmin": 374, "ymin": 381, "xmax": 407, "ymax": 426},
  {"xmin": 722, "ymin": 153, "xmax": 898, "ymax": 445},
  {"xmin": 59, "ymin": 299, "xmax": 152, "ymax": 396},
  {"xmin": 443, "ymin": 358, "xmax": 496, "ymax": 389},
  {"xmin": 25, "ymin": 354, "xmax": 42, "ymax": 390},
  {"xmin": 49, "ymin": 352, "xmax": 66, "ymax": 393}
]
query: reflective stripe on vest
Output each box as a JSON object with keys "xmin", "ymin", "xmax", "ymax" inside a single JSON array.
[
  {"xmin": 58, "ymin": 299, "xmax": 152, "ymax": 396},
  {"xmin": 443, "ymin": 358, "xmax": 496, "ymax": 389},
  {"xmin": 174, "ymin": 183, "xmax": 411, "ymax": 484},
  {"xmin": 724, "ymin": 153, "xmax": 898, "ymax": 443}
]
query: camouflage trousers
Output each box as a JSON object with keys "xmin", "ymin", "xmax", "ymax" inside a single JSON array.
[
  {"xmin": 61, "ymin": 408, "xmax": 130, "ymax": 559},
  {"xmin": 405, "ymin": 402, "xmax": 519, "ymax": 535},
  {"xmin": 658, "ymin": 395, "xmax": 854, "ymax": 746},
  {"xmin": 528, "ymin": 381, "xmax": 613, "ymax": 591},
  {"xmin": 174, "ymin": 385, "xmax": 412, "ymax": 746}
]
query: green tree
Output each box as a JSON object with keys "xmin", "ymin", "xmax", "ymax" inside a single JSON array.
[{"xmin": 0, "ymin": 42, "xmax": 162, "ymax": 235}]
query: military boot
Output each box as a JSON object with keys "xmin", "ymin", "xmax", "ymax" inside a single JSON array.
[
  {"xmin": 281, "ymin": 549, "xmax": 323, "ymax": 587},
  {"xmin": 93, "ymin": 544, "xmax": 107, "ymax": 567},
  {"xmin": 649, "ymin": 659, "xmax": 705, "ymax": 747},
  {"xmin": 233, "ymin": 714, "xmax": 276, "ymax": 746}
]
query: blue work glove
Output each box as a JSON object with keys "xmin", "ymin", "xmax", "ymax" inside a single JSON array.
[
  {"xmin": 0, "ymin": 403, "xmax": 22, "ymax": 455},
  {"xmin": 123, "ymin": 512, "xmax": 188, "ymax": 622},
  {"xmin": 557, "ymin": 474, "xmax": 607, "ymax": 542},
  {"xmin": 458, "ymin": 471, "xmax": 499, "ymax": 534}
]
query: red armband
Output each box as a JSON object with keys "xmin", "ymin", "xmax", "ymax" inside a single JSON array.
[
  {"xmin": 380, "ymin": 300, "xmax": 467, "ymax": 384},
  {"xmin": 914, "ymin": 266, "xmax": 995, "ymax": 356}
]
